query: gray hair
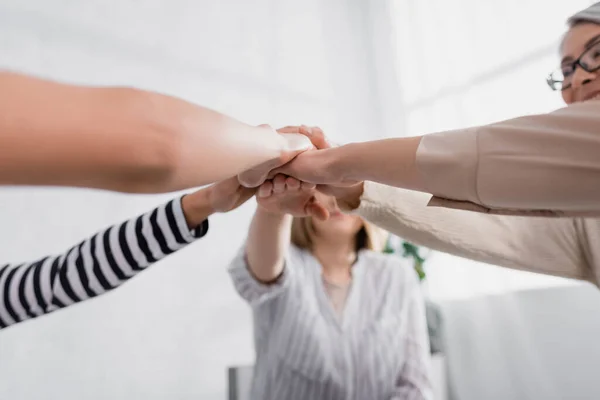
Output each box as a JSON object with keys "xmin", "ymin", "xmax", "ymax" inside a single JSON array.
[
  {"xmin": 559, "ymin": 3, "xmax": 600, "ymax": 53},
  {"xmin": 568, "ymin": 2, "xmax": 600, "ymax": 27}
]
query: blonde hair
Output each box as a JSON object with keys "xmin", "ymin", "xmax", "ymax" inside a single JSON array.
[{"xmin": 290, "ymin": 216, "xmax": 388, "ymax": 253}]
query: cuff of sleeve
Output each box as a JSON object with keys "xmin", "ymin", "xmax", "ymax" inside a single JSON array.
[
  {"xmin": 228, "ymin": 247, "xmax": 292, "ymax": 306},
  {"xmin": 352, "ymin": 181, "xmax": 395, "ymax": 222},
  {"xmin": 352, "ymin": 181, "xmax": 427, "ymax": 221},
  {"xmin": 173, "ymin": 197, "xmax": 204, "ymax": 243},
  {"xmin": 416, "ymin": 127, "xmax": 481, "ymax": 204}
]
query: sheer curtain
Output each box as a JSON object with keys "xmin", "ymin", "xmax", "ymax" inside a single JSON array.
[{"xmin": 378, "ymin": 0, "xmax": 599, "ymax": 301}]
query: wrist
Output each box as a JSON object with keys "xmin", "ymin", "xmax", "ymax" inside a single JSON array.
[
  {"xmin": 256, "ymin": 204, "xmax": 290, "ymax": 220},
  {"xmin": 335, "ymin": 182, "xmax": 365, "ymax": 212},
  {"xmin": 181, "ymin": 188, "xmax": 214, "ymax": 230},
  {"xmin": 325, "ymin": 144, "xmax": 361, "ymax": 184}
]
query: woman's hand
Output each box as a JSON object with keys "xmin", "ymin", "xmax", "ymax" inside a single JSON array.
[
  {"xmin": 181, "ymin": 177, "xmax": 256, "ymax": 228},
  {"xmin": 266, "ymin": 125, "xmax": 359, "ymax": 186},
  {"xmin": 269, "ymin": 125, "xmax": 366, "ymax": 211},
  {"xmin": 256, "ymin": 174, "xmax": 330, "ymax": 220},
  {"xmin": 237, "ymin": 125, "xmax": 314, "ymax": 188}
]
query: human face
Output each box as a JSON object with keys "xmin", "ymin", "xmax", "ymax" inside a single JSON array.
[
  {"xmin": 556, "ymin": 22, "xmax": 600, "ymax": 104},
  {"xmin": 310, "ymin": 193, "xmax": 363, "ymax": 241}
]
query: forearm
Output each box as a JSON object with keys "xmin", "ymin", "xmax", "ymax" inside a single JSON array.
[
  {"xmin": 330, "ymin": 136, "xmax": 425, "ymax": 192},
  {"xmin": 0, "ymin": 196, "xmax": 205, "ymax": 329},
  {"xmin": 345, "ymin": 181, "xmax": 593, "ymax": 282},
  {"xmin": 331, "ymin": 101, "xmax": 600, "ymax": 214},
  {"xmin": 0, "ymin": 71, "xmax": 285, "ymax": 193},
  {"xmin": 340, "ymin": 101, "xmax": 600, "ymax": 214},
  {"xmin": 245, "ymin": 208, "xmax": 292, "ymax": 283}
]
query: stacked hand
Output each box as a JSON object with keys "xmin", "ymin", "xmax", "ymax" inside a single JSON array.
[
  {"xmin": 256, "ymin": 173, "xmax": 330, "ymax": 220},
  {"xmin": 237, "ymin": 125, "xmax": 315, "ymax": 188},
  {"xmin": 242, "ymin": 125, "xmax": 365, "ymax": 217},
  {"xmin": 181, "ymin": 125, "xmax": 364, "ymax": 227}
]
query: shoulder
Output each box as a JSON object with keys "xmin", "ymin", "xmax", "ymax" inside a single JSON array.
[
  {"xmin": 284, "ymin": 244, "xmax": 312, "ymax": 278},
  {"xmin": 359, "ymin": 250, "xmax": 420, "ymax": 289},
  {"xmin": 288, "ymin": 244, "xmax": 308, "ymax": 262}
]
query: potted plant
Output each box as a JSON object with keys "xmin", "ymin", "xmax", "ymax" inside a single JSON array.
[{"xmin": 383, "ymin": 236, "xmax": 443, "ymax": 354}]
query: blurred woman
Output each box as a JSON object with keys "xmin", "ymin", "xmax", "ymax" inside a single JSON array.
[{"xmin": 228, "ymin": 176, "xmax": 432, "ymax": 400}]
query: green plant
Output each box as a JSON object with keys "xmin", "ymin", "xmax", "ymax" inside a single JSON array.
[{"xmin": 383, "ymin": 237, "xmax": 427, "ymax": 281}]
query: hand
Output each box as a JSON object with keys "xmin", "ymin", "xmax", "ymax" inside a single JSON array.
[
  {"xmin": 181, "ymin": 176, "xmax": 256, "ymax": 228},
  {"xmin": 208, "ymin": 176, "xmax": 257, "ymax": 213},
  {"xmin": 266, "ymin": 125, "xmax": 365, "ymax": 211},
  {"xmin": 267, "ymin": 127, "xmax": 357, "ymax": 187},
  {"xmin": 257, "ymin": 174, "xmax": 330, "ymax": 220},
  {"xmin": 237, "ymin": 125, "xmax": 314, "ymax": 188},
  {"xmin": 317, "ymin": 182, "xmax": 365, "ymax": 212}
]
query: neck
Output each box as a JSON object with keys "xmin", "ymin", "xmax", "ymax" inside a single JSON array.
[{"xmin": 312, "ymin": 236, "xmax": 357, "ymax": 273}]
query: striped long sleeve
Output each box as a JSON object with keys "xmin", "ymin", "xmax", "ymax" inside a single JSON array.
[{"xmin": 0, "ymin": 197, "xmax": 208, "ymax": 329}]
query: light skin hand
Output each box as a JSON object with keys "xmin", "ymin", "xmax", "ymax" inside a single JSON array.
[
  {"xmin": 266, "ymin": 126, "xmax": 352, "ymax": 186},
  {"xmin": 181, "ymin": 176, "xmax": 256, "ymax": 229},
  {"xmin": 269, "ymin": 125, "xmax": 425, "ymax": 194},
  {"xmin": 237, "ymin": 125, "xmax": 315, "ymax": 188},
  {"xmin": 256, "ymin": 174, "xmax": 330, "ymax": 220},
  {"xmin": 265, "ymin": 125, "xmax": 366, "ymax": 212}
]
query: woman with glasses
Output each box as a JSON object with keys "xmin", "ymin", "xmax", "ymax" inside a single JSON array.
[{"xmin": 251, "ymin": 3, "xmax": 600, "ymax": 287}]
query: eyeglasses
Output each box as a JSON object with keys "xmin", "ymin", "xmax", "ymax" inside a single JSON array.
[{"xmin": 547, "ymin": 40, "xmax": 600, "ymax": 91}]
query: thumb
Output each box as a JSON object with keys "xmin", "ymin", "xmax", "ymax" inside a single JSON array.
[
  {"xmin": 280, "ymin": 133, "xmax": 314, "ymax": 153},
  {"xmin": 307, "ymin": 199, "xmax": 330, "ymax": 221},
  {"xmin": 237, "ymin": 186, "xmax": 257, "ymax": 203},
  {"xmin": 308, "ymin": 127, "xmax": 332, "ymax": 150}
]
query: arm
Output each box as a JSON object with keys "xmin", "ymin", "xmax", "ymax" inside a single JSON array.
[
  {"xmin": 0, "ymin": 177, "xmax": 255, "ymax": 329},
  {"xmin": 245, "ymin": 174, "xmax": 329, "ymax": 282},
  {"xmin": 0, "ymin": 71, "xmax": 311, "ymax": 193},
  {"xmin": 266, "ymin": 127, "xmax": 596, "ymax": 283},
  {"xmin": 245, "ymin": 208, "xmax": 292, "ymax": 284},
  {"xmin": 336, "ymin": 181, "xmax": 595, "ymax": 283},
  {"xmin": 228, "ymin": 175, "xmax": 321, "ymax": 304},
  {"xmin": 276, "ymin": 101, "xmax": 600, "ymax": 215},
  {"xmin": 392, "ymin": 274, "xmax": 433, "ymax": 400}
]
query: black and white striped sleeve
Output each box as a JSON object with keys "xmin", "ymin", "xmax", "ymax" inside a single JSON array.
[{"xmin": 0, "ymin": 196, "xmax": 208, "ymax": 330}]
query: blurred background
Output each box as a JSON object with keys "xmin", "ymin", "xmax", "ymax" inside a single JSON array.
[{"xmin": 1, "ymin": 0, "xmax": 600, "ymax": 399}]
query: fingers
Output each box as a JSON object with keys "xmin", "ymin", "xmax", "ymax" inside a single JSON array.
[
  {"xmin": 285, "ymin": 176, "xmax": 301, "ymax": 190},
  {"xmin": 277, "ymin": 125, "xmax": 312, "ymax": 135},
  {"xmin": 307, "ymin": 200, "xmax": 330, "ymax": 221},
  {"xmin": 307, "ymin": 127, "xmax": 331, "ymax": 150},
  {"xmin": 257, "ymin": 181, "xmax": 273, "ymax": 198},
  {"xmin": 272, "ymin": 174, "xmax": 287, "ymax": 194},
  {"xmin": 277, "ymin": 125, "xmax": 331, "ymax": 150},
  {"xmin": 300, "ymin": 181, "xmax": 316, "ymax": 190},
  {"xmin": 257, "ymin": 175, "xmax": 313, "ymax": 198}
]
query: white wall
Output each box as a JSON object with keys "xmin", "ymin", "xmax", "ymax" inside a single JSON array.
[{"xmin": 0, "ymin": 1, "xmax": 384, "ymax": 399}]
